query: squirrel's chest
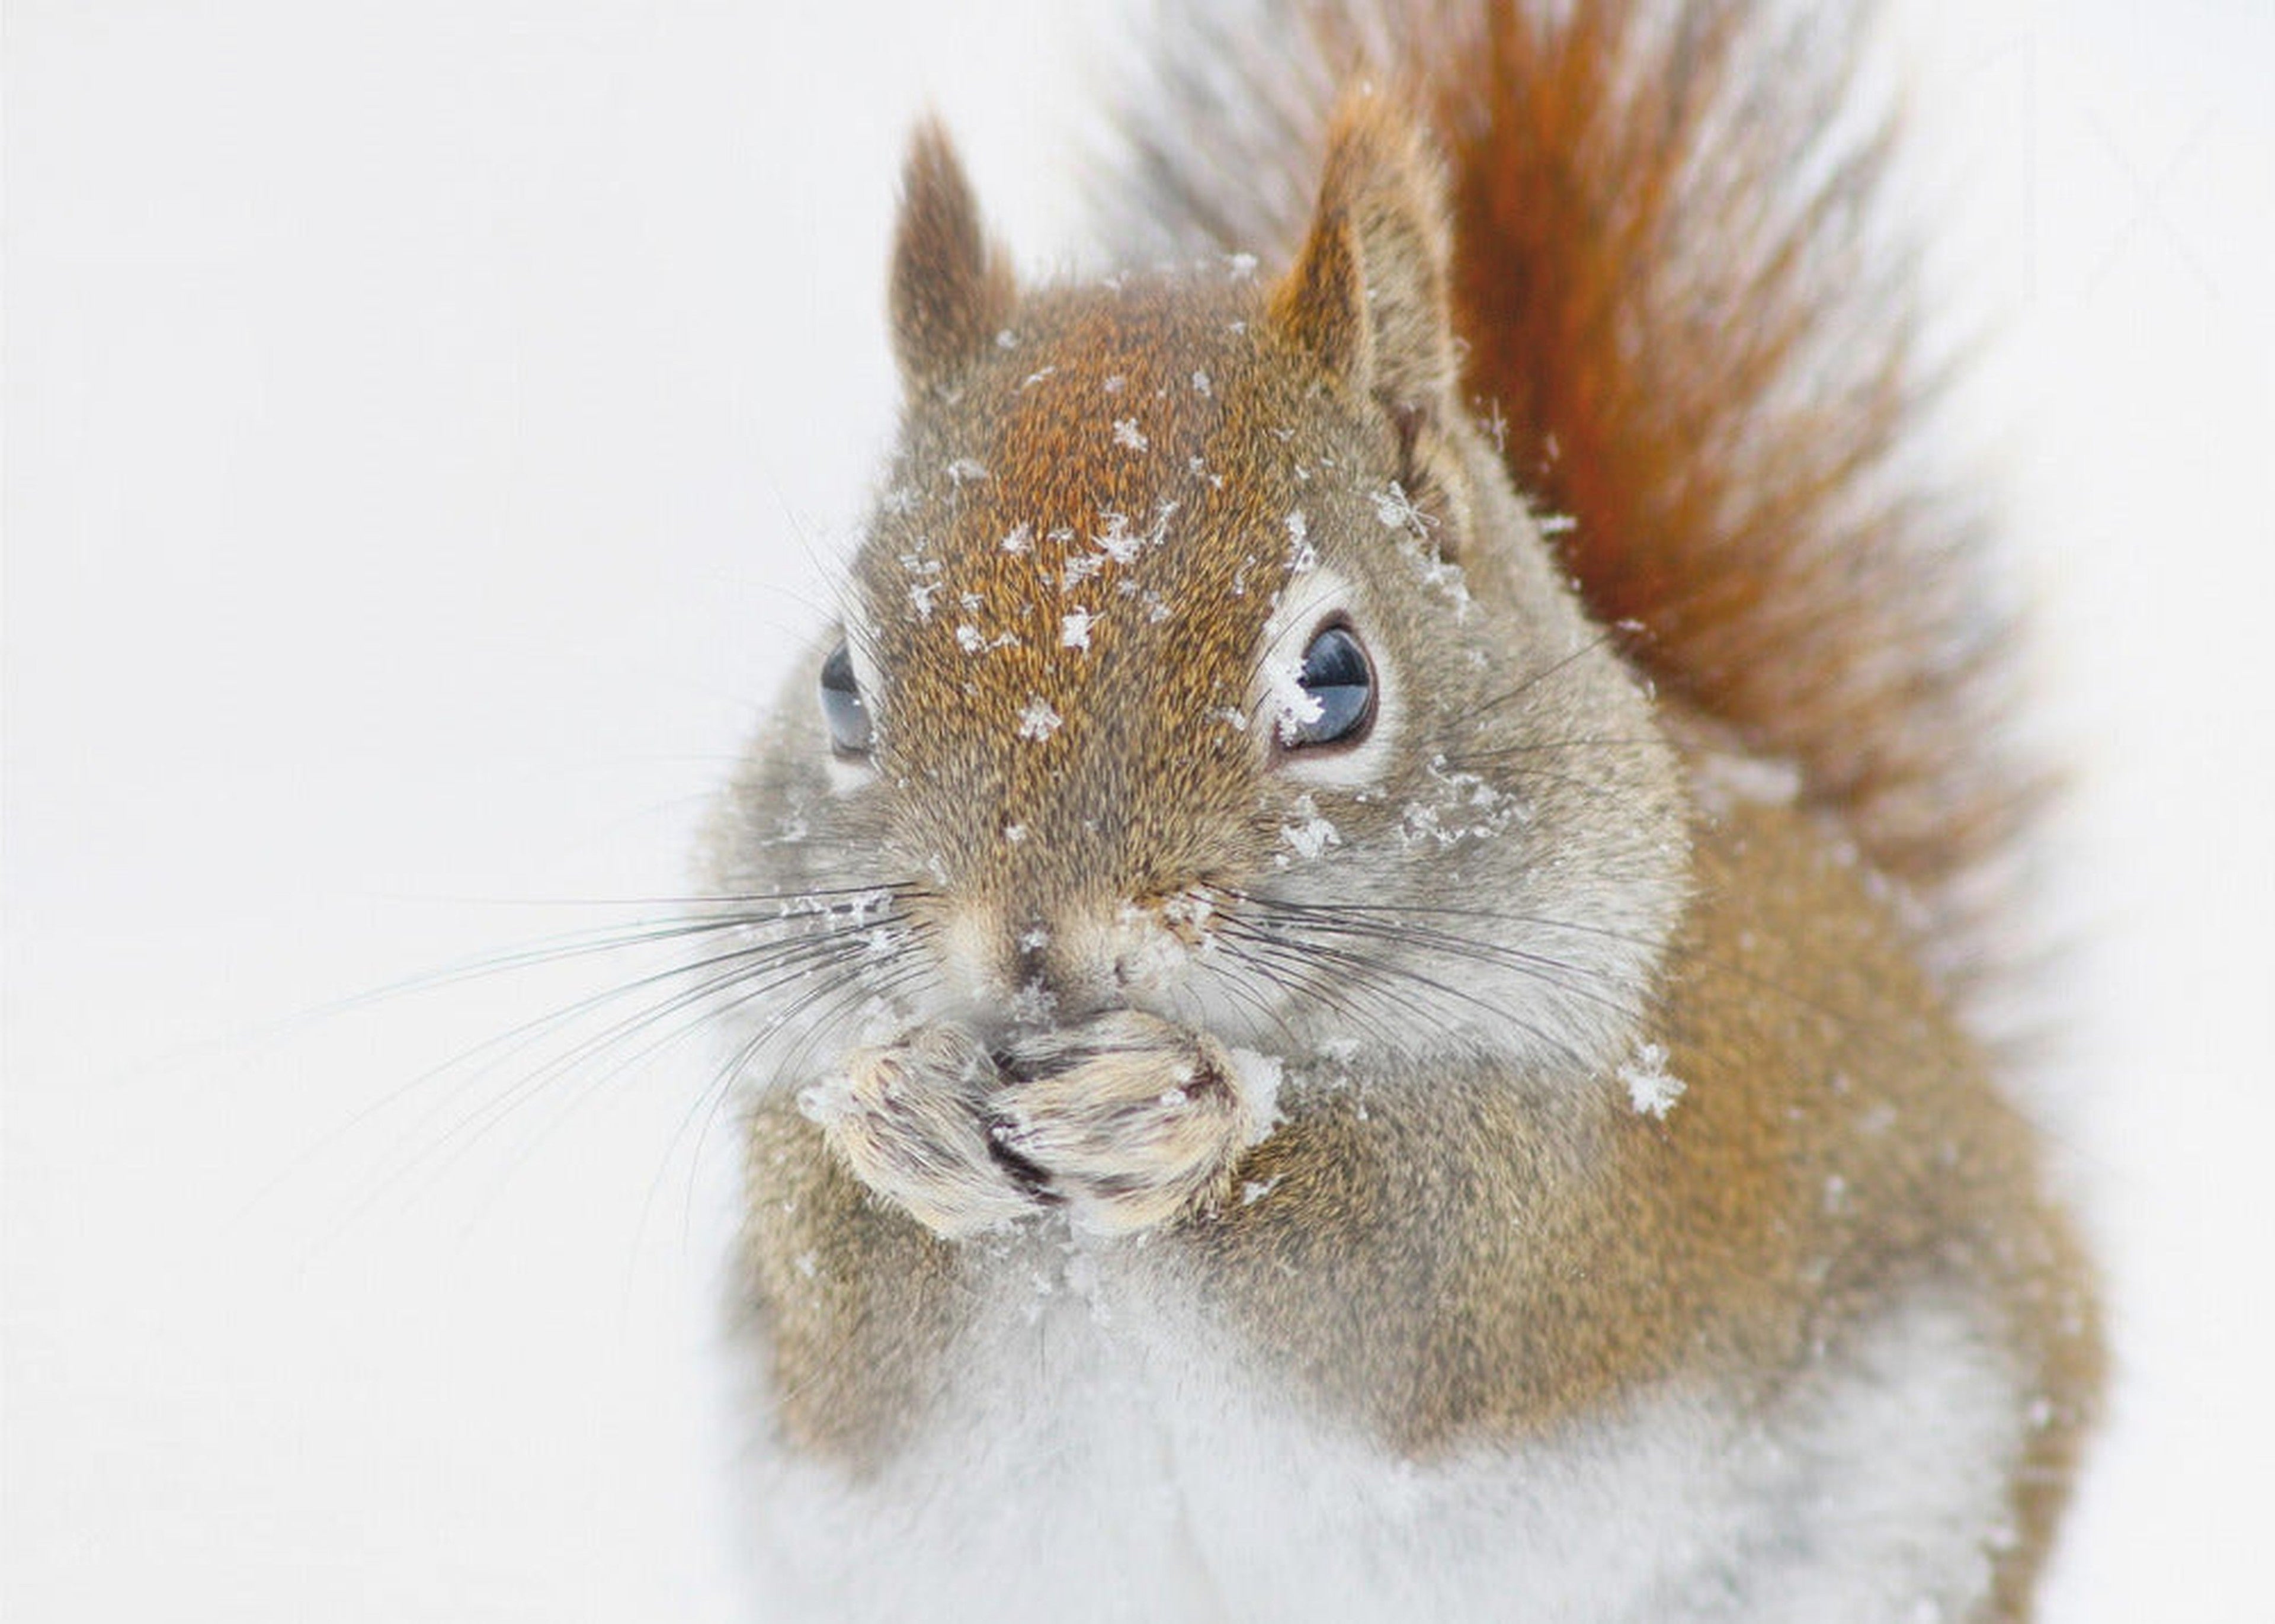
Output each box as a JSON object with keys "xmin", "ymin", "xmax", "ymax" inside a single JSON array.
[{"xmin": 739, "ymin": 1238, "xmax": 2025, "ymax": 1624}]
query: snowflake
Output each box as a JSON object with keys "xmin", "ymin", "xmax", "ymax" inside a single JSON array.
[
  {"xmin": 1619, "ymin": 1043, "xmax": 1687, "ymax": 1119},
  {"xmin": 1279, "ymin": 795, "xmax": 1341, "ymax": 860},
  {"xmin": 1284, "ymin": 509, "xmax": 1318, "ymax": 574},
  {"xmin": 1372, "ymin": 480, "xmax": 1436, "ymax": 538},
  {"xmin": 1262, "ymin": 655, "xmax": 1325, "ymax": 744},
  {"xmin": 1094, "ymin": 511, "xmax": 1142, "ymax": 563}
]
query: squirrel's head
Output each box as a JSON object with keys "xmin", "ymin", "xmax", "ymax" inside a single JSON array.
[{"xmin": 712, "ymin": 94, "xmax": 1688, "ymax": 1076}]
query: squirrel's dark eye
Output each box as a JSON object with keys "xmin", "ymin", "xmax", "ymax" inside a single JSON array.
[
  {"xmin": 819, "ymin": 640, "xmax": 873, "ymax": 755},
  {"xmin": 1286, "ymin": 623, "xmax": 1376, "ymax": 749}
]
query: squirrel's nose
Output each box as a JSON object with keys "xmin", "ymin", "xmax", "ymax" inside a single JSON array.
[
  {"xmin": 930, "ymin": 898, "xmax": 1135, "ymax": 1030},
  {"xmin": 1007, "ymin": 914, "xmax": 1120, "ymax": 1026}
]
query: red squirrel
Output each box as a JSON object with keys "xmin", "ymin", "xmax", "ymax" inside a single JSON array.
[{"xmin": 698, "ymin": 1, "xmax": 2101, "ymax": 1617}]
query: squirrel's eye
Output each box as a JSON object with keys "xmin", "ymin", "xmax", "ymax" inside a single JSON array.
[
  {"xmin": 1286, "ymin": 623, "xmax": 1376, "ymax": 749},
  {"xmin": 819, "ymin": 640, "xmax": 873, "ymax": 755}
]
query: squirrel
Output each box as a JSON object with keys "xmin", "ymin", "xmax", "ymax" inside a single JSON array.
[{"xmin": 699, "ymin": 1, "xmax": 2102, "ymax": 1619}]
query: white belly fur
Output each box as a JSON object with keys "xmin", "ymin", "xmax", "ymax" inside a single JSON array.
[{"xmin": 736, "ymin": 1228, "xmax": 2025, "ymax": 1623}]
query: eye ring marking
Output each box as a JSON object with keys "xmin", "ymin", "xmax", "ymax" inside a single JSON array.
[
  {"xmin": 1279, "ymin": 620, "xmax": 1377, "ymax": 753},
  {"xmin": 819, "ymin": 640, "xmax": 874, "ymax": 757}
]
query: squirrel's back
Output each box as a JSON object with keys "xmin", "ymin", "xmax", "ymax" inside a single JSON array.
[{"xmin": 1101, "ymin": 0, "xmax": 2037, "ymax": 1022}]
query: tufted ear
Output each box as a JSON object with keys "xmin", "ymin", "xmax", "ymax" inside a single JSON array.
[
  {"xmin": 889, "ymin": 121, "xmax": 1017, "ymax": 394},
  {"xmin": 1268, "ymin": 91, "xmax": 1457, "ymax": 419}
]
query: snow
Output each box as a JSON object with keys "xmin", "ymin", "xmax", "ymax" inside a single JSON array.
[
  {"xmin": 1370, "ymin": 480, "xmax": 1434, "ymax": 537},
  {"xmin": 1159, "ymin": 889, "xmax": 1213, "ymax": 927},
  {"xmin": 1225, "ymin": 1047, "xmax": 1286, "ymax": 1139},
  {"xmin": 1060, "ymin": 609, "xmax": 1095, "ymax": 649},
  {"xmin": 1399, "ymin": 760, "xmax": 1524, "ymax": 848},
  {"xmin": 1284, "ymin": 509, "xmax": 1318, "ymax": 574},
  {"xmin": 1016, "ymin": 696, "xmax": 1063, "ymax": 742},
  {"xmin": 1111, "ymin": 417, "xmax": 1149, "ymax": 451},
  {"xmin": 1368, "ymin": 482, "xmax": 1473, "ymax": 611},
  {"xmin": 1262, "ymin": 655, "xmax": 1325, "ymax": 744},
  {"xmin": 1092, "ymin": 509, "xmax": 1146, "ymax": 563},
  {"xmin": 1278, "ymin": 794, "xmax": 1341, "ymax": 861},
  {"xmin": 1618, "ymin": 1043, "xmax": 1686, "ymax": 1119},
  {"xmin": 1006, "ymin": 976, "xmax": 1059, "ymax": 1026}
]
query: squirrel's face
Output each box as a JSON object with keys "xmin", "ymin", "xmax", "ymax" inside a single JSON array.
[{"xmin": 708, "ymin": 110, "xmax": 1689, "ymax": 1077}]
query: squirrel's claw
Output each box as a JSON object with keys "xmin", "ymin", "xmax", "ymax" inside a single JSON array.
[
  {"xmin": 801, "ymin": 1027, "xmax": 1036, "ymax": 1240},
  {"xmin": 991, "ymin": 1011, "xmax": 1248, "ymax": 1237}
]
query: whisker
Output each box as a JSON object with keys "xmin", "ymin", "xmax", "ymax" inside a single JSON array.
[
  {"xmin": 1213, "ymin": 940, "xmax": 1388, "ymax": 1050},
  {"xmin": 1219, "ymin": 920, "xmax": 1591, "ymax": 1072},
  {"xmin": 339, "ymin": 921, "xmax": 902, "ymax": 1231},
  {"xmin": 1466, "ymin": 626, "xmax": 1626, "ymax": 719},
  {"xmin": 1231, "ymin": 904, "xmax": 1654, "ymax": 1032},
  {"xmin": 1436, "ymin": 736, "xmax": 1665, "ymax": 767},
  {"xmin": 1232, "ymin": 890, "xmax": 1661, "ymax": 950},
  {"xmin": 446, "ymin": 922, "xmax": 905, "ymax": 1146},
  {"xmin": 1218, "ymin": 923, "xmax": 1477, "ymax": 1049},
  {"xmin": 372, "ymin": 917, "xmax": 889, "ymax": 1146},
  {"xmin": 1187, "ymin": 945, "xmax": 1309, "ymax": 1052},
  {"xmin": 636, "ymin": 950, "xmax": 937, "ymax": 1259},
  {"xmin": 302, "ymin": 884, "xmax": 920, "ymax": 1018},
  {"xmin": 440, "ymin": 933, "xmax": 928, "ymax": 1244}
]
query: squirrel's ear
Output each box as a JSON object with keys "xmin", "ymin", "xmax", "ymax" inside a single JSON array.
[
  {"xmin": 889, "ymin": 121, "xmax": 1017, "ymax": 394},
  {"xmin": 1269, "ymin": 92, "xmax": 1457, "ymax": 419}
]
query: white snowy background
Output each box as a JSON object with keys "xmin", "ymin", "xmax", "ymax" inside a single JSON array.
[{"xmin": 5, "ymin": 1, "xmax": 2270, "ymax": 1617}]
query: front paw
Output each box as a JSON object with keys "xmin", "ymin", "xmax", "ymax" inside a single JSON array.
[
  {"xmin": 991, "ymin": 1011, "xmax": 1265, "ymax": 1237},
  {"xmin": 798, "ymin": 1026, "xmax": 1037, "ymax": 1239}
]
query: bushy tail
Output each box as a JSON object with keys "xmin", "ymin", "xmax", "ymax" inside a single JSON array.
[{"xmin": 1098, "ymin": 0, "xmax": 2040, "ymax": 1017}]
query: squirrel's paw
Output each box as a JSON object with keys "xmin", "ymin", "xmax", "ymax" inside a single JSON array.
[
  {"xmin": 799, "ymin": 1026, "xmax": 1039, "ymax": 1239},
  {"xmin": 991, "ymin": 1011, "xmax": 1253, "ymax": 1237}
]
